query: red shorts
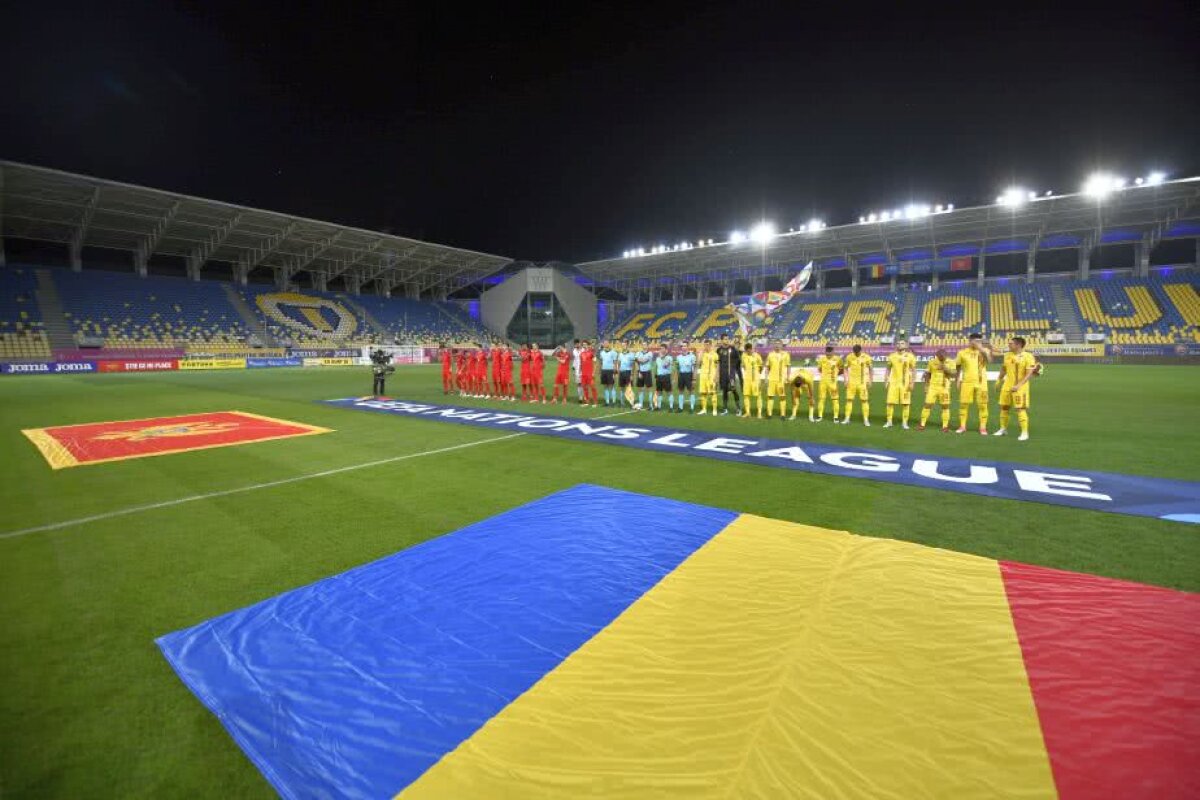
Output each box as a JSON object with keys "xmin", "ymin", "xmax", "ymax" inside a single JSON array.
[
  {"xmin": 581, "ymin": 371, "xmax": 594, "ymax": 383},
  {"xmin": 555, "ymin": 370, "xmax": 570, "ymax": 385}
]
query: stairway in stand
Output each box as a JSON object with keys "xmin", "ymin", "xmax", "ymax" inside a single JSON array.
[{"xmin": 33, "ymin": 270, "xmax": 77, "ymax": 349}]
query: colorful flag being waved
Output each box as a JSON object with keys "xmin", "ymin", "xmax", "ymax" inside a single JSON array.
[{"xmin": 727, "ymin": 261, "xmax": 812, "ymax": 336}]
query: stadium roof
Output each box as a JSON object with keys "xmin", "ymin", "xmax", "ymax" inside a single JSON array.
[
  {"xmin": 577, "ymin": 178, "xmax": 1200, "ymax": 290},
  {"xmin": 0, "ymin": 161, "xmax": 513, "ymax": 296}
]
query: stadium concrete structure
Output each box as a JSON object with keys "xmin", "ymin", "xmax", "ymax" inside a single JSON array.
[{"xmin": 1, "ymin": 160, "xmax": 1198, "ymax": 363}]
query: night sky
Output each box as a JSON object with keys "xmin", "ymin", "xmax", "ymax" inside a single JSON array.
[{"xmin": 2, "ymin": 1, "xmax": 1197, "ymax": 263}]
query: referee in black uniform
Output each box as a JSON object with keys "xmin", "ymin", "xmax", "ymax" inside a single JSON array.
[{"xmin": 716, "ymin": 335, "xmax": 742, "ymax": 415}]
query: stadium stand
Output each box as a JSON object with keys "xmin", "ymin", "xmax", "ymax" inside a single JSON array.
[
  {"xmin": 910, "ymin": 283, "xmax": 1059, "ymax": 347},
  {"xmin": 52, "ymin": 269, "xmax": 254, "ymax": 351},
  {"xmin": 605, "ymin": 292, "xmax": 903, "ymax": 344},
  {"xmin": 603, "ymin": 277, "xmax": 1199, "ymax": 347},
  {"xmin": 1072, "ymin": 276, "xmax": 1200, "ymax": 344},
  {"xmin": 348, "ymin": 294, "xmax": 499, "ymax": 345},
  {"xmin": 0, "ymin": 267, "xmax": 51, "ymax": 360}
]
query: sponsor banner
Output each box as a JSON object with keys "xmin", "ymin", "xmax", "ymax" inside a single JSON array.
[
  {"xmin": 1, "ymin": 361, "xmax": 98, "ymax": 375},
  {"xmin": 246, "ymin": 357, "xmax": 304, "ymax": 369},
  {"xmin": 22, "ymin": 410, "xmax": 331, "ymax": 469},
  {"xmin": 1027, "ymin": 344, "xmax": 1105, "ymax": 357},
  {"xmin": 179, "ymin": 358, "xmax": 247, "ymax": 371},
  {"xmin": 1108, "ymin": 343, "xmax": 1200, "ymax": 357},
  {"xmin": 290, "ymin": 348, "xmax": 359, "ymax": 359},
  {"xmin": 303, "ymin": 357, "xmax": 356, "ymax": 367},
  {"xmin": 98, "ymin": 359, "xmax": 179, "ymax": 373},
  {"xmin": 325, "ymin": 398, "xmax": 1200, "ymax": 523}
]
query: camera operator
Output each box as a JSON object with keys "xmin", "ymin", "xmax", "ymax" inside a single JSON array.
[{"xmin": 370, "ymin": 348, "xmax": 395, "ymax": 397}]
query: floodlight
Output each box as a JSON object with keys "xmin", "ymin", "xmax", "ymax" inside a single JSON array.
[
  {"xmin": 880, "ymin": 211, "xmax": 890, "ymax": 222},
  {"xmin": 730, "ymin": 230, "xmax": 747, "ymax": 244},
  {"xmin": 947, "ymin": 203, "xmax": 954, "ymax": 211},
  {"xmin": 934, "ymin": 204, "xmax": 944, "ymax": 213},
  {"xmin": 808, "ymin": 218, "xmax": 823, "ymax": 231},
  {"xmin": 1083, "ymin": 173, "xmax": 1118, "ymax": 199},
  {"xmin": 998, "ymin": 187, "xmax": 1027, "ymax": 207},
  {"xmin": 749, "ymin": 221, "xmax": 776, "ymax": 244},
  {"xmin": 1147, "ymin": 171, "xmax": 1166, "ymax": 186},
  {"xmin": 868, "ymin": 213, "xmax": 877, "ymax": 223},
  {"xmin": 893, "ymin": 209, "xmax": 903, "ymax": 219},
  {"xmin": 1134, "ymin": 177, "xmax": 1144, "ymax": 186}
]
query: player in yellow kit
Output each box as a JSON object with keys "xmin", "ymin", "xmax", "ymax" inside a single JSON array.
[
  {"xmin": 841, "ymin": 344, "xmax": 872, "ymax": 425},
  {"xmin": 741, "ymin": 342, "xmax": 764, "ymax": 418},
  {"xmin": 696, "ymin": 340, "xmax": 719, "ymax": 415},
  {"xmin": 919, "ymin": 348, "xmax": 955, "ymax": 432},
  {"xmin": 814, "ymin": 345, "xmax": 842, "ymax": 422},
  {"xmin": 764, "ymin": 341, "xmax": 791, "ymax": 418},
  {"xmin": 954, "ymin": 333, "xmax": 991, "ymax": 435},
  {"xmin": 788, "ymin": 368, "xmax": 816, "ymax": 421},
  {"xmin": 883, "ymin": 340, "xmax": 917, "ymax": 429},
  {"xmin": 993, "ymin": 336, "xmax": 1041, "ymax": 441}
]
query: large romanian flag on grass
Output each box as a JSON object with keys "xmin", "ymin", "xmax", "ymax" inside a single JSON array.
[{"xmin": 158, "ymin": 485, "xmax": 1199, "ymax": 799}]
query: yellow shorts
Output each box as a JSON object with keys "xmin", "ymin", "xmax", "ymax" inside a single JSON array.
[
  {"xmin": 699, "ymin": 375, "xmax": 715, "ymax": 394},
  {"xmin": 886, "ymin": 384, "xmax": 911, "ymax": 405},
  {"xmin": 924, "ymin": 386, "xmax": 950, "ymax": 406},
  {"xmin": 959, "ymin": 382, "xmax": 989, "ymax": 404},
  {"xmin": 818, "ymin": 382, "xmax": 840, "ymax": 400},
  {"xmin": 766, "ymin": 380, "xmax": 786, "ymax": 397},
  {"xmin": 1000, "ymin": 386, "xmax": 1030, "ymax": 409},
  {"xmin": 742, "ymin": 376, "xmax": 761, "ymax": 397},
  {"xmin": 846, "ymin": 384, "xmax": 869, "ymax": 401}
]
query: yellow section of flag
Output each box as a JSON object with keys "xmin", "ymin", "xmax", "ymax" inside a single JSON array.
[{"xmin": 400, "ymin": 514, "xmax": 1055, "ymax": 798}]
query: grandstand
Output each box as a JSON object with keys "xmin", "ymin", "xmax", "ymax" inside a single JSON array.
[
  {"xmin": 1072, "ymin": 276, "xmax": 1200, "ymax": 344},
  {"xmin": 601, "ymin": 274, "xmax": 1199, "ymax": 348},
  {"xmin": 54, "ymin": 268, "xmax": 253, "ymax": 351},
  {"xmin": 0, "ymin": 267, "xmax": 50, "ymax": 360}
]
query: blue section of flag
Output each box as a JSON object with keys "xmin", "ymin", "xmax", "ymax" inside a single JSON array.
[
  {"xmin": 157, "ymin": 485, "xmax": 736, "ymax": 800},
  {"xmin": 323, "ymin": 398, "xmax": 1200, "ymax": 523}
]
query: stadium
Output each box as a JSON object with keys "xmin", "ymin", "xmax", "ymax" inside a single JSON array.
[{"xmin": 2, "ymin": 7, "xmax": 1199, "ymax": 799}]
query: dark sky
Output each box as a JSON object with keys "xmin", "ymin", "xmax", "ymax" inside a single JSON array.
[{"xmin": 2, "ymin": 1, "xmax": 1197, "ymax": 263}]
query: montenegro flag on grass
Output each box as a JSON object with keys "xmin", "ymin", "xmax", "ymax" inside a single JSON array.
[{"xmin": 159, "ymin": 485, "xmax": 1199, "ymax": 799}]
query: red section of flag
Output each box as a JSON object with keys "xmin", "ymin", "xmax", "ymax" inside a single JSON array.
[
  {"xmin": 950, "ymin": 256, "xmax": 973, "ymax": 272},
  {"xmin": 23, "ymin": 411, "xmax": 329, "ymax": 468},
  {"xmin": 1000, "ymin": 561, "xmax": 1200, "ymax": 800}
]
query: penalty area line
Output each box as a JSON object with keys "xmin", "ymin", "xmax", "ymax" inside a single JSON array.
[{"xmin": 0, "ymin": 408, "xmax": 634, "ymax": 542}]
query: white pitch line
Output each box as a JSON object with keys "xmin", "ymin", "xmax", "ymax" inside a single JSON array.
[{"xmin": 1, "ymin": 407, "xmax": 635, "ymax": 542}]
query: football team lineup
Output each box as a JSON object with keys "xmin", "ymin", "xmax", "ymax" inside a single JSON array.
[{"xmin": 443, "ymin": 333, "xmax": 1040, "ymax": 437}]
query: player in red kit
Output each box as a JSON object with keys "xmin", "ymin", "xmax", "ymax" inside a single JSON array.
[
  {"xmin": 519, "ymin": 345, "xmax": 532, "ymax": 401},
  {"xmin": 490, "ymin": 346, "xmax": 503, "ymax": 398},
  {"xmin": 455, "ymin": 349, "xmax": 469, "ymax": 396},
  {"xmin": 440, "ymin": 345, "xmax": 454, "ymax": 394},
  {"xmin": 529, "ymin": 343, "xmax": 547, "ymax": 402},
  {"xmin": 472, "ymin": 347, "xmax": 488, "ymax": 397},
  {"xmin": 552, "ymin": 345, "xmax": 571, "ymax": 402},
  {"xmin": 500, "ymin": 345, "xmax": 515, "ymax": 400},
  {"xmin": 579, "ymin": 340, "xmax": 598, "ymax": 406}
]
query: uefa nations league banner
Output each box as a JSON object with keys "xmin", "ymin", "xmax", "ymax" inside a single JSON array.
[
  {"xmin": 1, "ymin": 361, "xmax": 98, "ymax": 374},
  {"xmin": 324, "ymin": 398, "xmax": 1200, "ymax": 524}
]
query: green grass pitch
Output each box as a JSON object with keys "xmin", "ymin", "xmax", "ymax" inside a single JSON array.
[{"xmin": 1, "ymin": 364, "xmax": 1197, "ymax": 797}]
